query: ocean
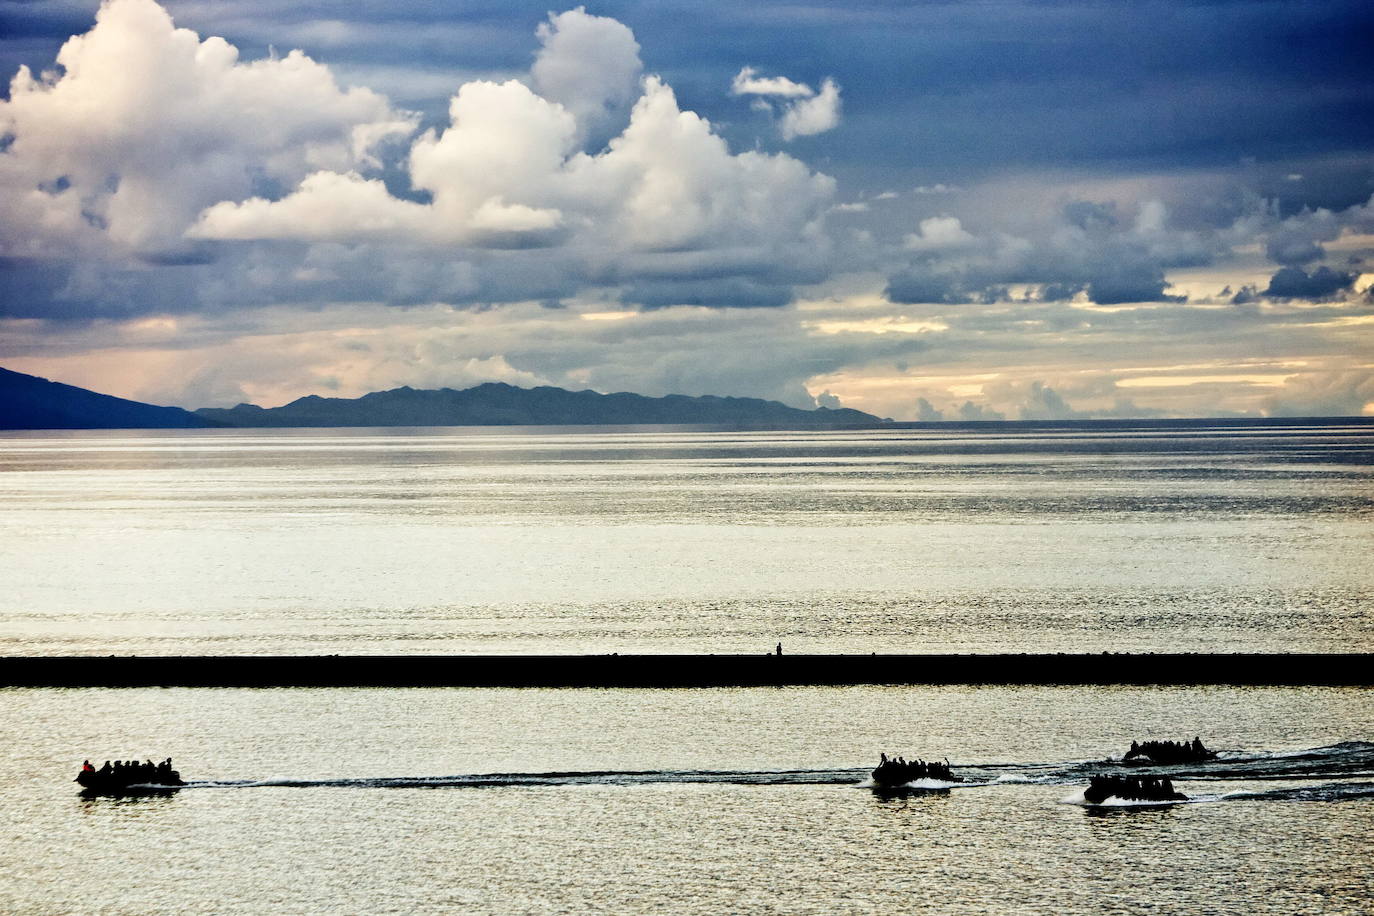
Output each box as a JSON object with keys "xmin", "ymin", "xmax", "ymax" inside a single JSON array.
[
  {"xmin": 1, "ymin": 423, "xmax": 1371, "ymax": 655},
  {"xmin": 1, "ymin": 422, "xmax": 1370, "ymax": 913}
]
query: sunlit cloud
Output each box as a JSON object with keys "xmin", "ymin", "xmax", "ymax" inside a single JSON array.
[{"xmin": 1, "ymin": 0, "xmax": 1371, "ymax": 419}]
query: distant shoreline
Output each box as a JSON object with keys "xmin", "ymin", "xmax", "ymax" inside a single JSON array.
[
  {"xmin": 1, "ymin": 654, "xmax": 1368, "ymax": 688},
  {"xmin": 4, "ymin": 415, "xmax": 1372, "ymax": 436}
]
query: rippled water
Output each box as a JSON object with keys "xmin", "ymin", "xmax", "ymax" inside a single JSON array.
[
  {"xmin": 1, "ymin": 422, "xmax": 1371, "ymax": 654},
  {"xmin": 2, "ymin": 685, "xmax": 1371, "ymax": 914},
  {"xmin": 3, "ymin": 422, "xmax": 1370, "ymax": 912}
]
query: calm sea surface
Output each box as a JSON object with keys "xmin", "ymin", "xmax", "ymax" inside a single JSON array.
[
  {"xmin": 1, "ymin": 423, "xmax": 1370, "ymax": 913},
  {"xmin": 1, "ymin": 423, "xmax": 1371, "ymax": 655},
  {"xmin": 0, "ymin": 686, "xmax": 1371, "ymax": 914}
]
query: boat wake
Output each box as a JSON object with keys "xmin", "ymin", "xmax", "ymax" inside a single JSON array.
[
  {"xmin": 1221, "ymin": 781, "xmax": 1374, "ymax": 803},
  {"xmin": 115, "ymin": 742, "xmax": 1374, "ymax": 802},
  {"xmin": 858, "ymin": 776, "xmax": 968, "ymax": 791},
  {"xmin": 1060, "ymin": 780, "xmax": 1374, "ymax": 807},
  {"xmin": 1053, "ymin": 740, "xmax": 1374, "ymax": 783},
  {"xmin": 185, "ymin": 768, "xmax": 862, "ymax": 790}
]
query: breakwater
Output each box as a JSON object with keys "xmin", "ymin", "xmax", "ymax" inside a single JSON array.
[{"xmin": 0, "ymin": 654, "xmax": 1368, "ymax": 688}]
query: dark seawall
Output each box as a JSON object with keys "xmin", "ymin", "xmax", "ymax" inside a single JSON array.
[{"xmin": 0, "ymin": 654, "xmax": 1369, "ymax": 688}]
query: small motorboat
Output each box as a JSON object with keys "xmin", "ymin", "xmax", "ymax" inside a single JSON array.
[
  {"xmin": 1082, "ymin": 774, "xmax": 1187, "ymax": 805},
  {"xmin": 1121, "ymin": 738, "xmax": 1217, "ymax": 765},
  {"xmin": 870, "ymin": 754, "xmax": 962, "ymax": 789},
  {"xmin": 76, "ymin": 758, "xmax": 185, "ymax": 794}
]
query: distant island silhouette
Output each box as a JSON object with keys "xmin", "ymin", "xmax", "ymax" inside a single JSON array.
[
  {"xmin": 0, "ymin": 366, "xmax": 880, "ymax": 429},
  {"xmin": 194, "ymin": 382, "xmax": 884, "ymax": 428},
  {"xmin": 5, "ymin": 365, "xmax": 1371, "ymax": 431},
  {"xmin": 0, "ymin": 366, "xmax": 209, "ymax": 430}
]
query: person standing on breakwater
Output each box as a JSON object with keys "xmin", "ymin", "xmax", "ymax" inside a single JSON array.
[{"xmin": 776, "ymin": 643, "xmax": 783, "ymax": 656}]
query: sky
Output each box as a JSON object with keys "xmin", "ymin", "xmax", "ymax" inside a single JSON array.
[{"xmin": 1, "ymin": 0, "xmax": 1371, "ymax": 419}]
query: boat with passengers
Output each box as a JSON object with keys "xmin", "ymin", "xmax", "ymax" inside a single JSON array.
[
  {"xmin": 76, "ymin": 758, "xmax": 185, "ymax": 794},
  {"xmin": 870, "ymin": 753, "xmax": 961, "ymax": 788},
  {"xmin": 1122, "ymin": 737, "xmax": 1217, "ymax": 765},
  {"xmin": 1082, "ymin": 773, "xmax": 1188, "ymax": 805}
]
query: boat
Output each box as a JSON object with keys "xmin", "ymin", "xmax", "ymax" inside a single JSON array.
[
  {"xmin": 870, "ymin": 754, "xmax": 962, "ymax": 788},
  {"xmin": 1082, "ymin": 774, "xmax": 1187, "ymax": 805},
  {"xmin": 76, "ymin": 759, "xmax": 185, "ymax": 794},
  {"xmin": 1122, "ymin": 738, "xmax": 1217, "ymax": 765}
]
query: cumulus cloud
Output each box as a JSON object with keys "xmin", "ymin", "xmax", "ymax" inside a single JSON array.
[
  {"xmin": 1262, "ymin": 265, "xmax": 1354, "ymax": 300},
  {"xmin": 956, "ymin": 401, "xmax": 1006, "ymax": 421},
  {"xmin": 887, "ymin": 199, "xmax": 1203, "ymax": 305},
  {"xmin": 0, "ymin": 1, "xmax": 836, "ymax": 315},
  {"xmin": 1263, "ymin": 371, "xmax": 1374, "ymax": 417},
  {"xmin": 971, "ymin": 378, "xmax": 1169, "ymax": 421},
  {"xmin": 530, "ymin": 7, "xmax": 642, "ymax": 148},
  {"xmin": 730, "ymin": 67, "xmax": 814, "ymax": 99},
  {"xmin": 732, "ymin": 67, "xmax": 841, "ymax": 140},
  {"xmin": 191, "ymin": 23, "xmax": 836, "ymax": 298},
  {"xmin": 1007, "ymin": 380, "xmax": 1084, "ymax": 420},
  {"xmin": 195, "ymin": 74, "xmax": 836, "ymax": 298},
  {"xmin": 903, "ymin": 216, "xmax": 978, "ymax": 252},
  {"xmin": 779, "ymin": 79, "xmax": 842, "ymax": 140},
  {"xmin": 0, "ymin": 0, "xmax": 414, "ymax": 260},
  {"xmin": 814, "ymin": 389, "xmax": 842, "ymax": 408},
  {"xmin": 4, "ymin": 0, "xmax": 1373, "ymax": 422},
  {"xmin": 914, "ymin": 397, "xmax": 943, "ymax": 421},
  {"xmin": 197, "ymin": 77, "xmax": 577, "ymax": 248},
  {"xmin": 1264, "ymin": 207, "xmax": 1341, "ymax": 266}
]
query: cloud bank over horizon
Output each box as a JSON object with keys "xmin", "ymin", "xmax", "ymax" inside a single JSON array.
[{"xmin": 1, "ymin": 0, "xmax": 1371, "ymax": 419}]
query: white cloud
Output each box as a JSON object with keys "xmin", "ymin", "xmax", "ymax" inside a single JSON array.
[
  {"xmin": 195, "ymin": 66, "xmax": 836, "ymax": 283},
  {"xmin": 0, "ymin": 0, "xmax": 414, "ymax": 259},
  {"xmin": 730, "ymin": 67, "xmax": 814, "ymax": 99},
  {"xmin": 903, "ymin": 216, "xmax": 977, "ymax": 252},
  {"xmin": 5, "ymin": 1, "xmax": 837, "ymax": 304},
  {"xmin": 1263, "ymin": 370, "xmax": 1374, "ymax": 417},
  {"xmin": 732, "ymin": 68, "xmax": 842, "ymax": 141},
  {"xmin": 192, "ymin": 171, "xmax": 431, "ymax": 243},
  {"xmin": 779, "ymin": 78, "xmax": 842, "ymax": 140},
  {"xmin": 567, "ymin": 77, "xmax": 835, "ymax": 254},
  {"xmin": 531, "ymin": 7, "xmax": 642, "ymax": 147}
]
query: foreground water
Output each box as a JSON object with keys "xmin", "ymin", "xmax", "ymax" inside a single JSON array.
[
  {"xmin": 2, "ymin": 684, "xmax": 1370, "ymax": 914},
  {"xmin": 1, "ymin": 422, "xmax": 1371, "ymax": 655},
  {"xmin": 3, "ymin": 422, "xmax": 1371, "ymax": 912}
]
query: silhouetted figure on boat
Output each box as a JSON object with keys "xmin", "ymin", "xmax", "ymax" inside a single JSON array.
[
  {"xmin": 1083, "ymin": 774, "xmax": 1188, "ymax": 804},
  {"xmin": 1121, "ymin": 737, "xmax": 1217, "ymax": 765},
  {"xmin": 871, "ymin": 753, "xmax": 962, "ymax": 788},
  {"xmin": 76, "ymin": 756, "xmax": 184, "ymax": 793}
]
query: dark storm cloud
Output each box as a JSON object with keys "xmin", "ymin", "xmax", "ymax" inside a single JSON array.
[
  {"xmin": 8, "ymin": 1, "xmax": 1371, "ymax": 183},
  {"xmin": 1063, "ymin": 201, "xmax": 1119, "ymax": 233},
  {"xmin": 884, "ymin": 271, "xmax": 962, "ymax": 306},
  {"xmin": 623, "ymin": 278, "xmax": 794, "ymax": 310},
  {"xmin": 706, "ymin": 1, "xmax": 1374, "ymax": 192},
  {"xmin": 1264, "ymin": 208, "xmax": 1342, "ymax": 266},
  {"xmin": 3, "ymin": 0, "xmax": 1373, "ymax": 429},
  {"xmin": 1086, "ymin": 267, "xmax": 1184, "ymax": 306},
  {"xmin": 886, "ymin": 199, "xmax": 1207, "ymax": 306},
  {"xmin": 1262, "ymin": 266, "xmax": 1354, "ymax": 300}
]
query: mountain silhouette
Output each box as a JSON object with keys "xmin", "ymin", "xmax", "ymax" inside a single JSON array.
[
  {"xmin": 0, "ymin": 367, "xmax": 209, "ymax": 430},
  {"xmin": 196, "ymin": 382, "xmax": 883, "ymax": 428}
]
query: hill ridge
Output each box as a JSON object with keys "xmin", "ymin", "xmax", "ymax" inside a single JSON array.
[
  {"xmin": 195, "ymin": 382, "xmax": 883, "ymax": 428},
  {"xmin": 0, "ymin": 367, "xmax": 209, "ymax": 430}
]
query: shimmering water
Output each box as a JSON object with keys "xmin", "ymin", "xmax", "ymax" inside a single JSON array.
[
  {"xmin": 2, "ymin": 422, "xmax": 1371, "ymax": 913},
  {"xmin": 1, "ymin": 685, "xmax": 1371, "ymax": 914},
  {"xmin": 1, "ymin": 423, "xmax": 1371, "ymax": 654}
]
